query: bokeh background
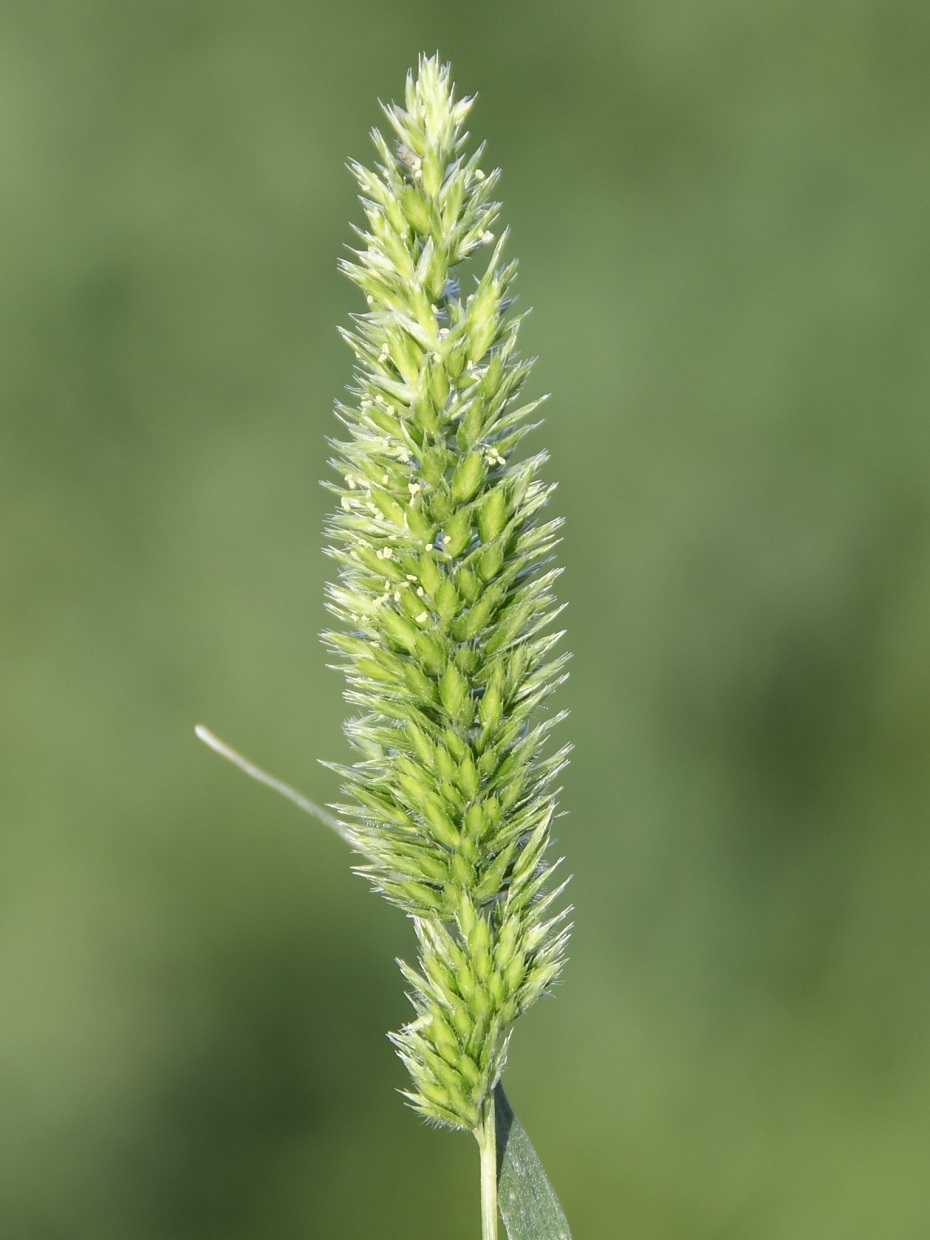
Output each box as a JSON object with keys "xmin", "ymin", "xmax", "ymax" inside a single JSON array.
[{"xmin": 2, "ymin": 1, "xmax": 928, "ymax": 1237}]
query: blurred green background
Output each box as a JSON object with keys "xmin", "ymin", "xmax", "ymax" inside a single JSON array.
[{"xmin": 2, "ymin": 1, "xmax": 928, "ymax": 1237}]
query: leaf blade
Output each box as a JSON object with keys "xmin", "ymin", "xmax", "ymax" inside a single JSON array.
[{"xmin": 495, "ymin": 1083, "xmax": 572, "ymax": 1240}]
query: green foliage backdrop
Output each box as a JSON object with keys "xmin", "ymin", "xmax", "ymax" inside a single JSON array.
[{"xmin": 2, "ymin": 2, "xmax": 928, "ymax": 1237}]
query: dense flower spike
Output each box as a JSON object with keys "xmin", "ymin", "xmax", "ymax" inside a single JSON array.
[{"xmin": 324, "ymin": 55, "xmax": 570, "ymax": 1132}]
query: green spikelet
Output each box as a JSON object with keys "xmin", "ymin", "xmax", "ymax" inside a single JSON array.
[{"xmin": 324, "ymin": 54, "xmax": 571, "ymax": 1133}]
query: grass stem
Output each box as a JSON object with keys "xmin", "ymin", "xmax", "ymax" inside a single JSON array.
[{"xmin": 478, "ymin": 1091, "xmax": 499, "ymax": 1240}]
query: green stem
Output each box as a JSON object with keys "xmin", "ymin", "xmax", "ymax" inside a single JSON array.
[{"xmin": 477, "ymin": 1092, "xmax": 498, "ymax": 1240}]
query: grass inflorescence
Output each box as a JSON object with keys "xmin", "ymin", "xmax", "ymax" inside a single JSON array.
[{"xmin": 323, "ymin": 54, "xmax": 571, "ymax": 1141}]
